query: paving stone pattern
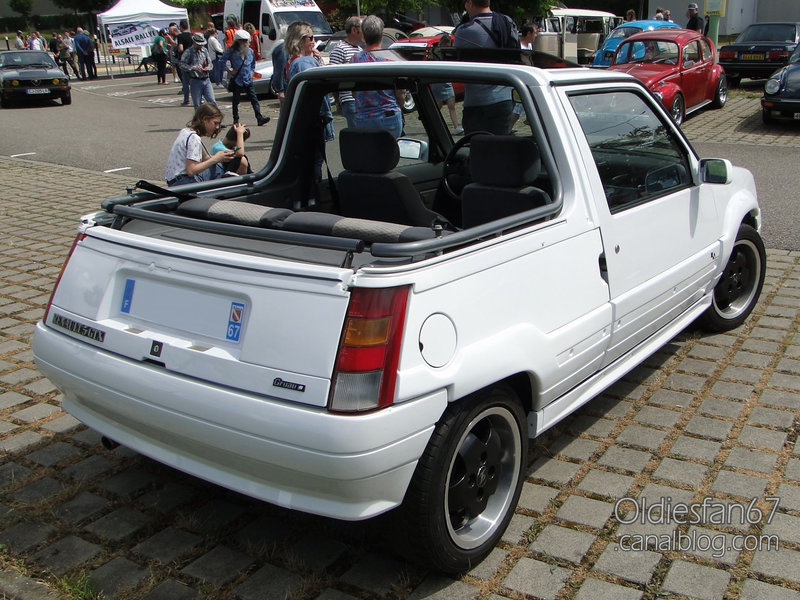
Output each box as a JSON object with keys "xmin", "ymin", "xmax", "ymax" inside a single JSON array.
[{"xmin": 1, "ymin": 95, "xmax": 800, "ymax": 599}]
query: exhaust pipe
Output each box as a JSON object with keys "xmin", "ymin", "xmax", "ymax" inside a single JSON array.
[{"xmin": 101, "ymin": 436, "xmax": 120, "ymax": 450}]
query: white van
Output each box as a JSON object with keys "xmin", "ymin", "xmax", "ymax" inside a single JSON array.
[
  {"xmin": 223, "ymin": 0, "xmax": 333, "ymax": 59},
  {"xmin": 534, "ymin": 7, "xmax": 622, "ymax": 64}
]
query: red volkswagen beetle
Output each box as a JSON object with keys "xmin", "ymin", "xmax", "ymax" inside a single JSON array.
[{"xmin": 608, "ymin": 29, "xmax": 727, "ymax": 125}]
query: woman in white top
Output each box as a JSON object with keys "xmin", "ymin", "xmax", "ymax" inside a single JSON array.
[{"xmin": 165, "ymin": 104, "xmax": 233, "ymax": 186}]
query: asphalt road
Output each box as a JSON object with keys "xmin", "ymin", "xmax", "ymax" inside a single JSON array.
[
  {"xmin": 692, "ymin": 141, "xmax": 797, "ymax": 252},
  {"xmin": 0, "ymin": 74, "xmax": 281, "ymax": 183},
  {"xmin": 0, "ymin": 72, "xmax": 797, "ymax": 250}
]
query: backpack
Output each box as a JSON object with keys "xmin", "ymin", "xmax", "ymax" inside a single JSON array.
[{"xmin": 474, "ymin": 12, "xmax": 520, "ymax": 49}]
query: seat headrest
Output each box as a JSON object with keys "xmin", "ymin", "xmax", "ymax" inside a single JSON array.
[
  {"xmin": 340, "ymin": 128, "xmax": 400, "ymax": 174},
  {"xmin": 468, "ymin": 135, "xmax": 541, "ymax": 187}
]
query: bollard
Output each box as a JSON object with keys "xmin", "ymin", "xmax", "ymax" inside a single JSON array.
[{"xmin": 4, "ymin": 36, "xmax": 8, "ymax": 51}]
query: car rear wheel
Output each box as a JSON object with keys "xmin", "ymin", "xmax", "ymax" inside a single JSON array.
[
  {"xmin": 698, "ymin": 224, "xmax": 765, "ymax": 332},
  {"xmin": 728, "ymin": 75, "xmax": 741, "ymax": 87},
  {"xmin": 669, "ymin": 94, "xmax": 684, "ymax": 126},
  {"xmin": 401, "ymin": 384, "xmax": 527, "ymax": 574},
  {"xmin": 712, "ymin": 75, "xmax": 727, "ymax": 109}
]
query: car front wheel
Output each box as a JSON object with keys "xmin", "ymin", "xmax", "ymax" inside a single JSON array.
[
  {"xmin": 699, "ymin": 224, "xmax": 765, "ymax": 332},
  {"xmin": 402, "ymin": 384, "xmax": 527, "ymax": 574},
  {"xmin": 712, "ymin": 75, "xmax": 727, "ymax": 108},
  {"xmin": 762, "ymin": 107, "xmax": 774, "ymax": 124},
  {"xmin": 61, "ymin": 92, "xmax": 72, "ymax": 106},
  {"xmin": 669, "ymin": 94, "xmax": 685, "ymax": 126}
]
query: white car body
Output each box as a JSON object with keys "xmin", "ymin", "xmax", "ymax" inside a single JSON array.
[{"xmin": 34, "ymin": 60, "xmax": 763, "ymax": 573}]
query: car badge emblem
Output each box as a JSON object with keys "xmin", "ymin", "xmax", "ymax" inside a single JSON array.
[{"xmin": 32, "ymin": 79, "xmax": 41, "ymax": 86}]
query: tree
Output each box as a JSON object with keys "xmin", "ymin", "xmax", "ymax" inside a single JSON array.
[
  {"xmin": 9, "ymin": 0, "xmax": 33, "ymax": 27},
  {"xmin": 51, "ymin": 0, "xmax": 113, "ymax": 29}
]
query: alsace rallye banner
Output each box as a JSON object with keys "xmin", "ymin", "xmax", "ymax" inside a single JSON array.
[{"xmin": 108, "ymin": 20, "xmax": 172, "ymax": 49}]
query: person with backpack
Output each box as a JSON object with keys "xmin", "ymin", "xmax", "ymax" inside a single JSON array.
[{"xmin": 454, "ymin": 0, "xmax": 519, "ymax": 134}]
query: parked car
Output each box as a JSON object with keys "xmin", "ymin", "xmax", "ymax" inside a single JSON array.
[
  {"xmin": 390, "ymin": 35, "xmax": 465, "ymax": 111},
  {"xmin": 0, "ymin": 50, "xmax": 71, "ymax": 108},
  {"xmin": 761, "ymin": 44, "xmax": 800, "ymax": 123},
  {"xmin": 609, "ymin": 29, "xmax": 727, "ymax": 126},
  {"xmin": 718, "ymin": 22, "xmax": 800, "ymax": 86},
  {"xmin": 591, "ymin": 19, "xmax": 681, "ymax": 67},
  {"xmin": 319, "ymin": 27, "xmax": 408, "ymax": 65},
  {"xmin": 34, "ymin": 53, "xmax": 763, "ymax": 575},
  {"xmin": 409, "ymin": 25, "xmax": 454, "ymax": 38}
]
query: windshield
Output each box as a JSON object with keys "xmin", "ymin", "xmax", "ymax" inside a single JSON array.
[
  {"xmin": 736, "ymin": 24, "xmax": 797, "ymax": 43},
  {"xmin": 0, "ymin": 51, "xmax": 56, "ymax": 69},
  {"xmin": 615, "ymin": 40, "xmax": 679, "ymax": 64},
  {"xmin": 274, "ymin": 11, "xmax": 332, "ymax": 35},
  {"xmin": 609, "ymin": 26, "xmax": 642, "ymax": 40}
]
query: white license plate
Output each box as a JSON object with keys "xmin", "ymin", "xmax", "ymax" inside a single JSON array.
[{"xmin": 26, "ymin": 88, "xmax": 50, "ymax": 95}]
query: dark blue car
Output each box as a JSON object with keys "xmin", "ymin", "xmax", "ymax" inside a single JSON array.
[
  {"xmin": 762, "ymin": 44, "xmax": 800, "ymax": 123},
  {"xmin": 591, "ymin": 19, "xmax": 681, "ymax": 67}
]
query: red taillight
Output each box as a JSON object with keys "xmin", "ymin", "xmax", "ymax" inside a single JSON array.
[
  {"xmin": 767, "ymin": 50, "xmax": 790, "ymax": 61},
  {"xmin": 719, "ymin": 50, "xmax": 735, "ymax": 60},
  {"xmin": 329, "ymin": 285, "xmax": 410, "ymax": 413},
  {"xmin": 44, "ymin": 232, "xmax": 85, "ymax": 324}
]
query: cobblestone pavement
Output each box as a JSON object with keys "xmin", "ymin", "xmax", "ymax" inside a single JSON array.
[{"xmin": 0, "ymin": 94, "xmax": 799, "ymax": 600}]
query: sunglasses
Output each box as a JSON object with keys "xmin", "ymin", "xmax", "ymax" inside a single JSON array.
[{"xmin": 303, "ymin": 34, "xmax": 315, "ymax": 40}]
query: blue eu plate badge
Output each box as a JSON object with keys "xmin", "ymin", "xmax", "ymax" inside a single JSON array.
[{"xmin": 227, "ymin": 302, "xmax": 245, "ymax": 342}]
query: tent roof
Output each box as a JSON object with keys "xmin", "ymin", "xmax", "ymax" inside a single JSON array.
[{"xmin": 98, "ymin": 0, "xmax": 188, "ymax": 24}]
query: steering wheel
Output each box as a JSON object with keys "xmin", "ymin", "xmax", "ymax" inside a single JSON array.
[{"xmin": 442, "ymin": 131, "xmax": 493, "ymax": 200}]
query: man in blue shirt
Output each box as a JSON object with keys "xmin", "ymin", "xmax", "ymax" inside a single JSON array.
[
  {"xmin": 454, "ymin": 0, "xmax": 518, "ymax": 134},
  {"xmin": 73, "ymin": 27, "xmax": 96, "ymax": 80}
]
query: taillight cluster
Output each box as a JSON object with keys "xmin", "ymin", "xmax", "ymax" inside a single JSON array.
[
  {"xmin": 766, "ymin": 50, "xmax": 790, "ymax": 61},
  {"xmin": 44, "ymin": 233, "xmax": 85, "ymax": 324},
  {"xmin": 329, "ymin": 285, "xmax": 410, "ymax": 413},
  {"xmin": 718, "ymin": 50, "xmax": 735, "ymax": 60}
]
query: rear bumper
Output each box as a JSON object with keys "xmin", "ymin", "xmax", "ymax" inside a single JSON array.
[
  {"xmin": 720, "ymin": 62, "xmax": 784, "ymax": 79},
  {"xmin": 34, "ymin": 322, "xmax": 446, "ymax": 520}
]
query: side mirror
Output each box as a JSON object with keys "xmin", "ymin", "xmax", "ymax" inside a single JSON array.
[
  {"xmin": 397, "ymin": 138, "xmax": 429, "ymax": 161},
  {"xmin": 268, "ymin": 29, "xmax": 277, "ymax": 41},
  {"xmin": 699, "ymin": 158, "xmax": 732, "ymax": 184}
]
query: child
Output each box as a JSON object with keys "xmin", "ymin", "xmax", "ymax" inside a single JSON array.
[
  {"xmin": 165, "ymin": 104, "xmax": 233, "ymax": 186},
  {"xmin": 210, "ymin": 122, "xmax": 252, "ymax": 175}
]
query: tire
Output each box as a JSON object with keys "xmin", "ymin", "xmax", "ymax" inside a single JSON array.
[
  {"xmin": 669, "ymin": 94, "xmax": 684, "ymax": 126},
  {"xmin": 401, "ymin": 384, "xmax": 527, "ymax": 574},
  {"xmin": 712, "ymin": 75, "xmax": 727, "ymax": 109},
  {"xmin": 728, "ymin": 75, "xmax": 741, "ymax": 88},
  {"xmin": 698, "ymin": 224, "xmax": 765, "ymax": 332},
  {"xmin": 762, "ymin": 107, "xmax": 774, "ymax": 124},
  {"xmin": 402, "ymin": 90, "xmax": 416, "ymax": 113},
  {"xmin": 61, "ymin": 92, "xmax": 72, "ymax": 106}
]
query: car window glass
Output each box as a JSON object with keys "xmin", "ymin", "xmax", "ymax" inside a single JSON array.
[
  {"xmin": 699, "ymin": 38, "xmax": 712, "ymax": 61},
  {"xmin": 568, "ymin": 90, "xmax": 692, "ymax": 213},
  {"xmin": 683, "ymin": 41, "xmax": 700, "ymax": 64}
]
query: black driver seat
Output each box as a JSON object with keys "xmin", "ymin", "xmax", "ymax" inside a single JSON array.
[
  {"xmin": 337, "ymin": 128, "xmax": 443, "ymax": 227},
  {"xmin": 460, "ymin": 135, "xmax": 551, "ymax": 228}
]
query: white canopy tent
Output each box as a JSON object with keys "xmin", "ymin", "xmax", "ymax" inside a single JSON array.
[{"xmin": 97, "ymin": 0, "xmax": 189, "ymax": 77}]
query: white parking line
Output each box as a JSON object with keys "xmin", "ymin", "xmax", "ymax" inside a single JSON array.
[
  {"xmin": 10, "ymin": 152, "xmax": 36, "ymax": 158},
  {"xmin": 104, "ymin": 167, "xmax": 132, "ymax": 173}
]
